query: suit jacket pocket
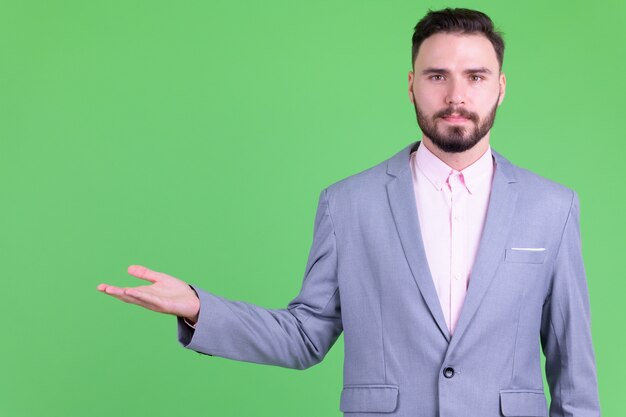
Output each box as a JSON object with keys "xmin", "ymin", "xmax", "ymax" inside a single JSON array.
[
  {"xmin": 505, "ymin": 248, "xmax": 547, "ymax": 264},
  {"xmin": 499, "ymin": 389, "xmax": 548, "ymax": 416},
  {"xmin": 340, "ymin": 384, "xmax": 399, "ymax": 413}
]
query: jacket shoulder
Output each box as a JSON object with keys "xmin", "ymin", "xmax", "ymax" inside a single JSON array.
[
  {"xmin": 501, "ymin": 154, "xmax": 578, "ymax": 213},
  {"xmin": 323, "ymin": 152, "xmax": 394, "ymax": 200}
]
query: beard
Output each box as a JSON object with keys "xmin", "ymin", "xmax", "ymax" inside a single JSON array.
[{"xmin": 411, "ymin": 92, "xmax": 500, "ymax": 153}]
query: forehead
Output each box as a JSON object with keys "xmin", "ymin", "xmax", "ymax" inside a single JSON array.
[{"xmin": 414, "ymin": 32, "xmax": 499, "ymax": 71}]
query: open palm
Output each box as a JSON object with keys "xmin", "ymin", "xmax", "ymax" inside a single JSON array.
[{"xmin": 97, "ymin": 265, "xmax": 200, "ymax": 323}]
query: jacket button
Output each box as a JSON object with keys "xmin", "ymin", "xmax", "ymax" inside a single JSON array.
[{"xmin": 443, "ymin": 367, "xmax": 455, "ymax": 378}]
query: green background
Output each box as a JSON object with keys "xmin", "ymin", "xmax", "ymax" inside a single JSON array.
[{"xmin": 1, "ymin": 0, "xmax": 623, "ymax": 416}]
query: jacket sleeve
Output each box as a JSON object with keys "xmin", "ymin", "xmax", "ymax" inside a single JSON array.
[
  {"xmin": 176, "ymin": 188, "xmax": 342, "ymax": 370},
  {"xmin": 540, "ymin": 191, "xmax": 601, "ymax": 416}
]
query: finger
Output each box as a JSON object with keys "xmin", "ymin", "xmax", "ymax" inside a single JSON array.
[
  {"xmin": 100, "ymin": 286, "xmax": 139, "ymax": 303},
  {"xmin": 122, "ymin": 292, "xmax": 157, "ymax": 311},
  {"xmin": 99, "ymin": 284, "xmax": 161, "ymax": 310},
  {"xmin": 124, "ymin": 288, "xmax": 164, "ymax": 311},
  {"xmin": 103, "ymin": 287, "xmax": 155, "ymax": 310},
  {"xmin": 127, "ymin": 265, "xmax": 164, "ymax": 283},
  {"xmin": 98, "ymin": 284, "xmax": 125, "ymax": 297}
]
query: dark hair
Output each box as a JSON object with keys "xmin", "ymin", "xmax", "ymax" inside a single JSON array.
[{"xmin": 411, "ymin": 8, "xmax": 505, "ymax": 70}]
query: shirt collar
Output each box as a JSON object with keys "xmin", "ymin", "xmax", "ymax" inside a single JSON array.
[{"xmin": 413, "ymin": 142, "xmax": 494, "ymax": 194}]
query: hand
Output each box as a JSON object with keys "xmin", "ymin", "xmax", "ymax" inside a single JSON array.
[{"xmin": 97, "ymin": 265, "xmax": 200, "ymax": 324}]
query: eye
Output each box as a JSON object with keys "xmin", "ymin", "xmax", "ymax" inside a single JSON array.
[
  {"xmin": 469, "ymin": 75, "xmax": 484, "ymax": 82},
  {"xmin": 429, "ymin": 74, "xmax": 445, "ymax": 81}
]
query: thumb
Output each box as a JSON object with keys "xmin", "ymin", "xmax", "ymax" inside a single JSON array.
[{"xmin": 127, "ymin": 265, "xmax": 164, "ymax": 283}]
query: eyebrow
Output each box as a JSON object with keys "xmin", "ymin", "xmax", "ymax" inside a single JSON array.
[{"xmin": 421, "ymin": 67, "xmax": 493, "ymax": 75}]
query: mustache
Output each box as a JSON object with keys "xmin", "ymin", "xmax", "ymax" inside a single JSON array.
[{"xmin": 434, "ymin": 107, "xmax": 479, "ymax": 122}]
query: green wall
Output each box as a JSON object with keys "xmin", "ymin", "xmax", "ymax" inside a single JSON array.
[{"xmin": 1, "ymin": 1, "xmax": 622, "ymax": 416}]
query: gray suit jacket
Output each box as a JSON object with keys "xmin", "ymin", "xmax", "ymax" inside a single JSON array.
[{"xmin": 177, "ymin": 141, "xmax": 600, "ymax": 417}]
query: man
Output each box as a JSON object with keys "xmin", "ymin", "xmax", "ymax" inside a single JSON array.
[{"xmin": 98, "ymin": 8, "xmax": 601, "ymax": 417}]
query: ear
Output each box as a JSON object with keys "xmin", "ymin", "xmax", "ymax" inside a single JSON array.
[
  {"xmin": 497, "ymin": 72, "xmax": 507, "ymax": 106},
  {"xmin": 408, "ymin": 70, "xmax": 415, "ymax": 103}
]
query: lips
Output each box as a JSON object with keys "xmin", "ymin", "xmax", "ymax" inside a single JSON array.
[{"xmin": 441, "ymin": 115, "xmax": 469, "ymax": 122}]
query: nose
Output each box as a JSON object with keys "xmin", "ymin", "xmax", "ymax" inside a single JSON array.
[{"xmin": 445, "ymin": 79, "xmax": 466, "ymax": 105}]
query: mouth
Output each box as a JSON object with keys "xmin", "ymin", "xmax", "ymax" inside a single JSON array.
[{"xmin": 440, "ymin": 114, "xmax": 470, "ymax": 123}]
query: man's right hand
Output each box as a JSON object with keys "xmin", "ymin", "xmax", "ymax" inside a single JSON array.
[{"xmin": 97, "ymin": 265, "xmax": 200, "ymax": 324}]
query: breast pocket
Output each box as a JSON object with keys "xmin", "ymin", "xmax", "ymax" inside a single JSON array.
[{"xmin": 505, "ymin": 248, "xmax": 547, "ymax": 264}]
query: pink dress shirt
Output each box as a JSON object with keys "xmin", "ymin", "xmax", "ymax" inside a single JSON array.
[{"xmin": 410, "ymin": 143, "xmax": 495, "ymax": 335}]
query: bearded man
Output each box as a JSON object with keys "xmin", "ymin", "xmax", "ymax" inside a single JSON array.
[{"xmin": 98, "ymin": 8, "xmax": 601, "ymax": 417}]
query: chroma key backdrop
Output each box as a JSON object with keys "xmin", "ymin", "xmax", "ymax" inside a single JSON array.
[{"xmin": 1, "ymin": 1, "xmax": 623, "ymax": 416}]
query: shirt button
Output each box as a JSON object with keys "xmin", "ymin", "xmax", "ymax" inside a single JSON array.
[
  {"xmin": 443, "ymin": 367, "xmax": 455, "ymax": 378},
  {"xmin": 455, "ymin": 272, "xmax": 462, "ymax": 280}
]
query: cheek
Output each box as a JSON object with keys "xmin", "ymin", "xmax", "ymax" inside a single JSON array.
[
  {"xmin": 470, "ymin": 89, "xmax": 499, "ymax": 113},
  {"xmin": 412, "ymin": 87, "xmax": 440, "ymax": 110},
  {"xmin": 474, "ymin": 83, "xmax": 501, "ymax": 102}
]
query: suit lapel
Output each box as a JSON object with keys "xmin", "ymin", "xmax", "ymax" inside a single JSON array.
[
  {"xmin": 386, "ymin": 141, "xmax": 451, "ymax": 342},
  {"xmin": 447, "ymin": 149, "xmax": 518, "ymax": 349},
  {"xmin": 385, "ymin": 141, "xmax": 519, "ymax": 346}
]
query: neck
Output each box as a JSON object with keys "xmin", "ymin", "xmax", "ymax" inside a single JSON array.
[{"xmin": 421, "ymin": 136, "xmax": 491, "ymax": 171}]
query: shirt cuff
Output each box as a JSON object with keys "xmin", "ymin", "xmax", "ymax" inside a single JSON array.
[{"xmin": 183, "ymin": 317, "xmax": 197, "ymax": 329}]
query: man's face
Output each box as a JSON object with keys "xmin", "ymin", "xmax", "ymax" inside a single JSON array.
[{"xmin": 408, "ymin": 32, "xmax": 506, "ymax": 153}]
